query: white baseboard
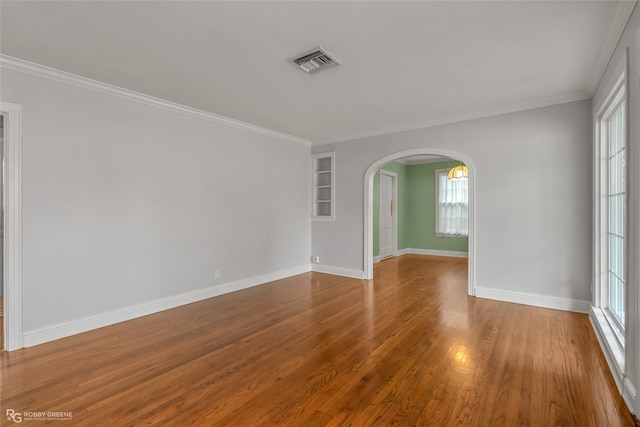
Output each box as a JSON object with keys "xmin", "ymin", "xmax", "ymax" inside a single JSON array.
[
  {"xmin": 311, "ymin": 264, "xmax": 365, "ymax": 279},
  {"xmin": 375, "ymin": 249, "xmax": 467, "ymax": 260},
  {"xmin": 475, "ymin": 286, "xmax": 590, "ymax": 313},
  {"xmin": 404, "ymin": 248, "xmax": 468, "ymax": 258},
  {"xmin": 623, "ymin": 378, "xmax": 637, "ymax": 411},
  {"xmin": 23, "ymin": 264, "xmax": 312, "ymax": 347}
]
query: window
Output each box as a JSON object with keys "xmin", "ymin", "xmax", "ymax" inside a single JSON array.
[
  {"xmin": 596, "ymin": 74, "xmax": 627, "ymax": 343},
  {"xmin": 605, "ymin": 95, "xmax": 627, "ymax": 331},
  {"xmin": 435, "ymin": 168, "xmax": 469, "ymax": 237}
]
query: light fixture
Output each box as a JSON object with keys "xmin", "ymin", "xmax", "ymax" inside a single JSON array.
[{"xmin": 447, "ymin": 165, "xmax": 468, "ymax": 180}]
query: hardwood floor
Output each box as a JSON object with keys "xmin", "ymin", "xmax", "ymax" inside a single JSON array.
[{"xmin": 0, "ymin": 255, "xmax": 635, "ymax": 426}]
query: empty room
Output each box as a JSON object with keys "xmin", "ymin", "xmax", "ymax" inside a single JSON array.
[{"xmin": 1, "ymin": 1, "xmax": 639, "ymax": 425}]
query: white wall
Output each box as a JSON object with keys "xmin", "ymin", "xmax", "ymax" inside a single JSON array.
[
  {"xmin": 592, "ymin": 2, "xmax": 640, "ymax": 415},
  {"xmin": 312, "ymin": 99, "xmax": 593, "ymax": 305},
  {"xmin": 1, "ymin": 67, "xmax": 311, "ymax": 339},
  {"xmin": 0, "ymin": 123, "xmax": 3, "ymax": 297}
]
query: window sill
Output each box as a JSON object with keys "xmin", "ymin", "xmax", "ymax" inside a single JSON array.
[{"xmin": 590, "ymin": 306, "xmax": 625, "ymax": 384}]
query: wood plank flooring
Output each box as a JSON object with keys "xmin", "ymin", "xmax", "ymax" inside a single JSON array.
[{"xmin": 0, "ymin": 254, "xmax": 635, "ymax": 426}]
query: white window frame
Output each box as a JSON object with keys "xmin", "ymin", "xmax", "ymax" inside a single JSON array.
[
  {"xmin": 435, "ymin": 168, "xmax": 469, "ymax": 237},
  {"xmin": 594, "ymin": 72, "xmax": 627, "ymax": 352}
]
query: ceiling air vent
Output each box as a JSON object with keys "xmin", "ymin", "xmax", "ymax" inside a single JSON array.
[{"xmin": 288, "ymin": 47, "xmax": 342, "ymax": 73}]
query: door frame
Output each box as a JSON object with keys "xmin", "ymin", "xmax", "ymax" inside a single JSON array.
[
  {"xmin": 378, "ymin": 169, "xmax": 398, "ymax": 260},
  {"xmin": 1, "ymin": 101, "xmax": 23, "ymax": 351},
  {"xmin": 364, "ymin": 148, "xmax": 475, "ymax": 297}
]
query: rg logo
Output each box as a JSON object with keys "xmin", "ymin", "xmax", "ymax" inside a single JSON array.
[{"xmin": 6, "ymin": 409, "xmax": 22, "ymax": 423}]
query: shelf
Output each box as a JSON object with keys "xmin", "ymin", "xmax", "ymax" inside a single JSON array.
[{"xmin": 312, "ymin": 152, "xmax": 335, "ymax": 220}]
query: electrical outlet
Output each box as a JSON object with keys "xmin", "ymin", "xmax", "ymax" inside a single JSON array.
[
  {"xmin": 214, "ymin": 269, "xmax": 221, "ymax": 279},
  {"xmin": 312, "ymin": 256, "xmax": 320, "ymax": 264}
]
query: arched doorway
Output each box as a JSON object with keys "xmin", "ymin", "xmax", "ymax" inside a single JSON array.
[{"xmin": 363, "ymin": 148, "xmax": 475, "ymax": 296}]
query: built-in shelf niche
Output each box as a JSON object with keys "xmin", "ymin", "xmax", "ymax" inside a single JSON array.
[{"xmin": 312, "ymin": 152, "xmax": 335, "ymax": 220}]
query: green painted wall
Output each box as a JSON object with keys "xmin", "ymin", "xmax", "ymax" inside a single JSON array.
[
  {"xmin": 373, "ymin": 160, "xmax": 468, "ymax": 257},
  {"xmin": 405, "ymin": 160, "xmax": 468, "ymax": 252}
]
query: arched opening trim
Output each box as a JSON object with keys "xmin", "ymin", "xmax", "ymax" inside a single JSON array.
[{"xmin": 363, "ymin": 148, "xmax": 476, "ymax": 296}]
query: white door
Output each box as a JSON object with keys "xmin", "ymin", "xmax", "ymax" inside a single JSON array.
[{"xmin": 379, "ymin": 172, "xmax": 395, "ymax": 259}]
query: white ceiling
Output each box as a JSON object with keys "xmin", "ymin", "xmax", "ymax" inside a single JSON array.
[{"xmin": 0, "ymin": 1, "xmax": 635, "ymax": 144}]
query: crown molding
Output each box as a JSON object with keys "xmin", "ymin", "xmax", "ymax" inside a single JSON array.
[
  {"xmin": 587, "ymin": 0, "xmax": 637, "ymax": 95},
  {"xmin": 0, "ymin": 55, "xmax": 312, "ymax": 147},
  {"xmin": 312, "ymin": 91, "xmax": 591, "ymax": 146}
]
